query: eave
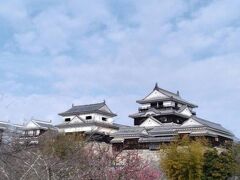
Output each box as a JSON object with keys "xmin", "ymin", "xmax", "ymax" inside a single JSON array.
[
  {"xmin": 136, "ymin": 97, "xmax": 198, "ymax": 108},
  {"xmin": 56, "ymin": 121, "xmax": 119, "ymax": 130},
  {"xmin": 129, "ymin": 109, "xmax": 190, "ymax": 119},
  {"xmin": 58, "ymin": 110, "xmax": 117, "ymax": 117}
]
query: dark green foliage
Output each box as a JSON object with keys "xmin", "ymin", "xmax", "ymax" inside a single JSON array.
[
  {"xmin": 160, "ymin": 137, "xmax": 238, "ymax": 180},
  {"xmin": 160, "ymin": 137, "xmax": 206, "ymax": 180},
  {"xmin": 202, "ymin": 149, "xmax": 235, "ymax": 180},
  {"xmin": 232, "ymin": 143, "xmax": 240, "ymax": 177}
]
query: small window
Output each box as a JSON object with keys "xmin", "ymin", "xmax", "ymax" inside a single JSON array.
[
  {"xmin": 102, "ymin": 117, "xmax": 107, "ymax": 121},
  {"xmin": 86, "ymin": 116, "xmax": 92, "ymax": 120},
  {"xmin": 65, "ymin": 118, "xmax": 71, "ymax": 122}
]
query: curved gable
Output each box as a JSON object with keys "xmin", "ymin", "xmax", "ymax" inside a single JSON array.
[
  {"xmin": 144, "ymin": 90, "xmax": 168, "ymax": 100},
  {"xmin": 69, "ymin": 116, "xmax": 85, "ymax": 124},
  {"xmin": 99, "ymin": 105, "xmax": 113, "ymax": 114},
  {"xmin": 26, "ymin": 121, "xmax": 39, "ymax": 128},
  {"xmin": 180, "ymin": 107, "xmax": 192, "ymax": 117},
  {"xmin": 140, "ymin": 117, "xmax": 162, "ymax": 127},
  {"xmin": 181, "ymin": 118, "xmax": 202, "ymax": 127}
]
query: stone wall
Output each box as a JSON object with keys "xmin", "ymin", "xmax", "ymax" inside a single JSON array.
[{"xmin": 120, "ymin": 149, "xmax": 161, "ymax": 168}]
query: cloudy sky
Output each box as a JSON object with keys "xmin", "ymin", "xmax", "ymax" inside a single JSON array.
[{"xmin": 0, "ymin": 0, "xmax": 239, "ymax": 137}]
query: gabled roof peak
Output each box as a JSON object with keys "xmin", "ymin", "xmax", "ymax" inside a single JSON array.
[
  {"xmin": 177, "ymin": 90, "xmax": 180, "ymax": 97},
  {"xmin": 154, "ymin": 82, "xmax": 159, "ymax": 90},
  {"xmin": 0, "ymin": 120, "xmax": 10, "ymax": 124},
  {"xmin": 137, "ymin": 83, "xmax": 198, "ymax": 108},
  {"xmin": 154, "ymin": 84, "xmax": 178, "ymax": 97},
  {"xmin": 32, "ymin": 119, "xmax": 52, "ymax": 124}
]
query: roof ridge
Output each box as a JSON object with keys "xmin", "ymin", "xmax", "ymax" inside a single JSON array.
[
  {"xmin": 33, "ymin": 119, "xmax": 52, "ymax": 124},
  {"xmin": 193, "ymin": 116, "xmax": 221, "ymax": 126},
  {"xmin": 0, "ymin": 120, "xmax": 10, "ymax": 124},
  {"xmin": 73, "ymin": 101, "xmax": 105, "ymax": 108},
  {"xmin": 157, "ymin": 87, "xmax": 178, "ymax": 97},
  {"xmin": 11, "ymin": 123, "xmax": 24, "ymax": 127}
]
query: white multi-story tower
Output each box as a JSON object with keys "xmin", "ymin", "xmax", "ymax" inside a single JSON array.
[{"xmin": 57, "ymin": 101, "xmax": 120, "ymax": 141}]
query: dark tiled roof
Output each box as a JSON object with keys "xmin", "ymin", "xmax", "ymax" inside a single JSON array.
[
  {"xmin": 23, "ymin": 119, "xmax": 55, "ymax": 130},
  {"xmin": 0, "ymin": 121, "xmax": 10, "ymax": 130},
  {"xmin": 154, "ymin": 83, "xmax": 180, "ymax": 98},
  {"xmin": 129, "ymin": 108, "xmax": 190, "ymax": 119},
  {"xmin": 149, "ymin": 125, "xmax": 179, "ymax": 134},
  {"xmin": 191, "ymin": 116, "xmax": 233, "ymax": 136},
  {"xmin": 111, "ymin": 116, "xmax": 234, "ymax": 141},
  {"xmin": 56, "ymin": 120, "xmax": 119, "ymax": 130},
  {"xmin": 148, "ymin": 125, "xmax": 178, "ymax": 137},
  {"xmin": 112, "ymin": 123, "xmax": 130, "ymax": 128},
  {"xmin": 137, "ymin": 84, "xmax": 198, "ymax": 108},
  {"xmin": 58, "ymin": 102, "xmax": 117, "ymax": 117},
  {"xmin": 111, "ymin": 127, "xmax": 148, "ymax": 137},
  {"xmin": 137, "ymin": 97, "xmax": 197, "ymax": 108},
  {"xmin": 36, "ymin": 121, "xmax": 54, "ymax": 129}
]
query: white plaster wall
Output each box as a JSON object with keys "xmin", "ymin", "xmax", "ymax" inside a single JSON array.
[
  {"xmin": 62, "ymin": 125, "xmax": 117, "ymax": 135},
  {"xmin": 163, "ymin": 101, "xmax": 175, "ymax": 107},
  {"xmin": 141, "ymin": 103, "xmax": 151, "ymax": 109},
  {"xmin": 63, "ymin": 126, "xmax": 93, "ymax": 133},
  {"xmin": 63, "ymin": 115, "xmax": 76, "ymax": 121},
  {"xmin": 63, "ymin": 113, "xmax": 113, "ymax": 124},
  {"xmin": 26, "ymin": 129, "xmax": 41, "ymax": 136},
  {"xmin": 28, "ymin": 130, "xmax": 33, "ymax": 135},
  {"xmin": 93, "ymin": 113, "xmax": 113, "ymax": 123},
  {"xmin": 190, "ymin": 130, "xmax": 208, "ymax": 134},
  {"xmin": 97, "ymin": 127, "xmax": 118, "ymax": 134}
]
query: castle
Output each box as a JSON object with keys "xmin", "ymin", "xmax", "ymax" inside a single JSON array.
[
  {"xmin": 0, "ymin": 84, "xmax": 234, "ymax": 149},
  {"xmin": 111, "ymin": 83, "xmax": 233, "ymax": 150}
]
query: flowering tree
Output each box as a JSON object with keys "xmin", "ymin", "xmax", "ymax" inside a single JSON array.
[
  {"xmin": 0, "ymin": 131, "xmax": 161, "ymax": 180},
  {"xmin": 40, "ymin": 134, "xmax": 161, "ymax": 179},
  {"xmin": 107, "ymin": 150, "xmax": 161, "ymax": 180}
]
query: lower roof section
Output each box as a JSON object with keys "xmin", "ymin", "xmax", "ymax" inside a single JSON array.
[
  {"xmin": 110, "ymin": 116, "xmax": 234, "ymax": 144},
  {"xmin": 56, "ymin": 120, "xmax": 120, "ymax": 130},
  {"xmin": 139, "ymin": 136, "xmax": 175, "ymax": 143}
]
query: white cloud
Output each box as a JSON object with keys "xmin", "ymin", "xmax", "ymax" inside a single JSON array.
[{"xmin": 0, "ymin": 0, "xmax": 240, "ymax": 137}]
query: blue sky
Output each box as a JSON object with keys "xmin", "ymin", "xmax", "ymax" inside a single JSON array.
[{"xmin": 0, "ymin": 0, "xmax": 239, "ymax": 137}]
